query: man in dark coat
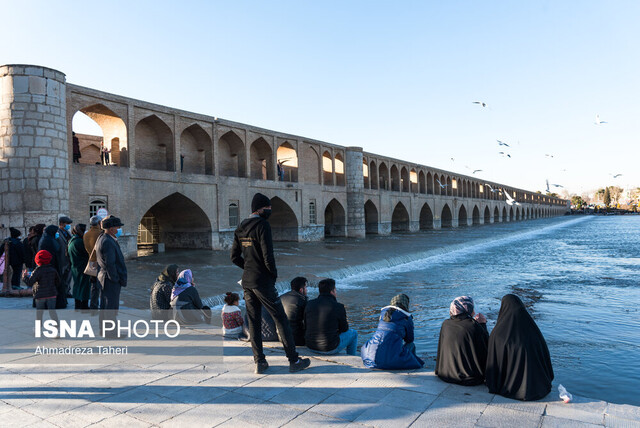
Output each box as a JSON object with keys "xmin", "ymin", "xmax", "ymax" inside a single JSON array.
[
  {"xmin": 281, "ymin": 276, "xmax": 308, "ymax": 346},
  {"xmin": 95, "ymin": 215, "xmax": 127, "ymax": 337},
  {"xmin": 0, "ymin": 228, "xmax": 26, "ymax": 288},
  {"xmin": 231, "ymin": 193, "xmax": 310, "ymax": 374},
  {"xmin": 304, "ymin": 278, "xmax": 357, "ymax": 355},
  {"xmin": 56, "ymin": 216, "xmax": 73, "ymax": 295},
  {"xmin": 83, "ymin": 216, "xmax": 103, "ymax": 311},
  {"xmin": 72, "ymin": 132, "xmax": 81, "ymax": 163}
]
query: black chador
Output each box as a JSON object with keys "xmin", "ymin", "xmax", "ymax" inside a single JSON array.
[{"xmin": 485, "ymin": 294, "xmax": 554, "ymax": 401}]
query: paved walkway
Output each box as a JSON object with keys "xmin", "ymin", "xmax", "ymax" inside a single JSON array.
[{"xmin": 2, "ymin": 331, "xmax": 639, "ymax": 428}]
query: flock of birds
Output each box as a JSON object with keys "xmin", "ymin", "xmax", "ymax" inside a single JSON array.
[{"xmin": 451, "ymin": 101, "xmax": 623, "ymax": 198}]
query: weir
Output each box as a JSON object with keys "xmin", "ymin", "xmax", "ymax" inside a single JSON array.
[{"xmin": 0, "ymin": 64, "xmax": 569, "ymax": 260}]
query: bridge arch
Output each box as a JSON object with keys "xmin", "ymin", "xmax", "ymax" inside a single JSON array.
[
  {"xmin": 502, "ymin": 206, "xmax": 507, "ymax": 222},
  {"xmin": 427, "ymin": 172, "xmax": 434, "ymax": 194},
  {"xmin": 379, "ymin": 162, "xmax": 389, "ymax": 190},
  {"xmin": 494, "ymin": 206, "xmax": 499, "ymax": 222},
  {"xmin": 484, "ymin": 206, "xmax": 491, "ymax": 224},
  {"xmin": 472, "ymin": 205, "xmax": 480, "ymax": 225},
  {"xmin": 441, "ymin": 204, "xmax": 453, "ymax": 228},
  {"xmin": 138, "ymin": 192, "xmax": 211, "ymax": 250},
  {"xmin": 390, "ymin": 165, "xmax": 400, "ymax": 191},
  {"xmin": 401, "ymin": 167, "xmax": 410, "ymax": 192},
  {"xmin": 277, "ymin": 141, "xmax": 298, "ymax": 182},
  {"xmin": 325, "ymin": 198, "xmax": 346, "ymax": 237},
  {"xmin": 250, "ymin": 137, "xmax": 274, "ymax": 180},
  {"xmin": 72, "ymin": 103, "xmax": 128, "ymax": 166},
  {"xmin": 135, "ymin": 114, "xmax": 174, "ymax": 171},
  {"xmin": 391, "ymin": 202, "xmax": 410, "ymax": 232},
  {"xmin": 458, "ymin": 204, "xmax": 468, "ymax": 227},
  {"xmin": 419, "ymin": 203, "xmax": 434, "ymax": 230},
  {"xmin": 418, "ymin": 170, "xmax": 426, "ymax": 194},
  {"xmin": 322, "ymin": 151, "xmax": 333, "ymax": 185},
  {"xmin": 335, "ymin": 152, "xmax": 345, "ymax": 186},
  {"xmin": 301, "ymin": 145, "xmax": 320, "ymax": 184},
  {"xmin": 219, "ymin": 130, "xmax": 246, "ymax": 177},
  {"xmin": 180, "ymin": 124, "xmax": 212, "ymax": 175},
  {"xmin": 364, "ymin": 200, "xmax": 379, "ymax": 234},
  {"xmin": 270, "ymin": 196, "xmax": 299, "ymax": 241},
  {"xmin": 369, "ymin": 161, "xmax": 378, "ymax": 190},
  {"xmin": 509, "ymin": 206, "xmax": 514, "ymax": 221}
]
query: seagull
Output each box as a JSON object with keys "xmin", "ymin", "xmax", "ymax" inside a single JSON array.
[
  {"xmin": 497, "ymin": 140, "xmax": 510, "ymax": 147},
  {"xmin": 472, "ymin": 101, "xmax": 487, "ymax": 107},
  {"xmin": 545, "ymin": 179, "xmax": 550, "ymax": 193},
  {"xmin": 610, "ymin": 173, "xmax": 623, "ymax": 178},
  {"xmin": 450, "ymin": 157, "xmax": 455, "ymax": 162},
  {"xmin": 472, "ymin": 169, "xmax": 483, "ymax": 174},
  {"xmin": 499, "ymin": 152, "xmax": 512, "ymax": 158},
  {"xmin": 436, "ymin": 179, "xmax": 448, "ymax": 189},
  {"xmin": 551, "ymin": 183, "xmax": 564, "ymax": 188},
  {"xmin": 545, "ymin": 154, "xmax": 554, "ymax": 158},
  {"xmin": 595, "ymin": 114, "xmax": 607, "ymax": 125},
  {"xmin": 486, "ymin": 184, "xmax": 499, "ymax": 193},
  {"xmin": 504, "ymin": 190, "xmax": 521, "ymax": 206}
]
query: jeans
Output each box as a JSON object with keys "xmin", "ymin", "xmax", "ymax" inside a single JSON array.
[
  {"xmin": 244, "ymin": 286, "xmax": 299, "ymax": 363},
  {"xmin": 309, "ymin": 329, "xmax": 358, "ymax": 356},
  {"xmin": 35, "ymin": 298, "xmax": 59, "ymax": 324}
]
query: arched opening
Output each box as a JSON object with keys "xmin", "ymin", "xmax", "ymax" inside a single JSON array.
[
  {"xmin": 369, "ymin": 161, "xmax": 378, "ymax": 190},
  {"xmin": 419, "ymin": 203, "xmax": 433, "ymax": 230},
  {"xmin": 441, "ymin": 204, "xmax": 453, "ymax": 228},
  {"xmin": 391, "ymin": 202, "xmax": 410, "ymax": 232},
  {"xmin": 72, "ymin": 104, "xmax": 128, "ymax": 166},
  {"xmin": 484, "ymin": 206, "xmax": 491, "ymax": 224},
  {"xmin": 509, "ymin": 207, "xmax": 514, "ymax": 221},
  {"xmin": 409, "ymin": 168, "xmax": 418, "ymax": 193},
  {"xmin": 301, "ymin": 145, "xmax": 321, "ymax": 184},
  {"xmin": 250, "ymin": 137, "xmax": 274, "ymax": 180},
  {"xmin": 219, "ymin": 131, "xmax": 246, "ymax": 177},
  {"xmin": 325, "ymin": 199, "xmax": 346, "ymax": 237},
  {"xmin": 418, "ymin": 170, "xmax": 426, "ymax": 194},
  {"xmin": 322, "ymin": 151, "xmax": 333, "ymax": 185},
  {"xmin": 363, "ymin": 159, "xmax": 369, "ymax": 188},
  {"xmin": 135, "ymin": 115, "xmax": 174, "ymax": 171},
  {"xmin": 335, "ymin": 153, "xmax": 345, "ymax": 186},
  {"xmin": 364, "ymin": 200, "xmax": 379, "ymax": 234},
  {"xmin": 472, "ymin": 205, "xmax": 480, "ymax": 225},
  {"xmin": 516, "ymin": 207, "xmax": 521, "ymax": 221},
  {"xmin": 401, "ymin": 167, "xmax": 410, "ymax": 192},
  {"xmin": 502, "ymin": 206, "xmax": 507, "ymax": 222},
  {"xmin": 446, "ymin": 176, "xmax": 452, "ymax": 196},
  {"xmin": 494, "ymin": 206, "xmax": 500, "ymax": 222},
  {"xmin": 390, "ymin": 165, "xmax": 400, "ymax": 191},
  {"xmin": 277, "ymin": 142, "xmax": 298, "ymax": 182},
  {"xmin": 458, "ymin": 205, "xmax": 468, "ymax": 227},
  {"xmin": 427, "ymin": 172, "xmax": 434, "ymax": 194},
  {"xmin": 138, "ymin": 193, "xmax": 211, "ymax": 251},
  {"xmin": 180, "ymin": 124, "xmax": 212, "ymax": 175},
  {"xmin": 379, "ymin": 162, "xmax": 389, "ymax": 190},
  {"xmin": 270, "ymin": 196, "xmax": 299, "ymax": 241}
]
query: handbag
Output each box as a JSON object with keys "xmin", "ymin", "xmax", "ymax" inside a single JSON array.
[{"xmin": 84, "ymin": 248, "xmax": 99, "ymax": 277}]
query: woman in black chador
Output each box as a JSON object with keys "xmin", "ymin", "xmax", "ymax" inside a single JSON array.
[
  {"xmin": 435, "ymin": 296, "xmax": 489, "ymax": 385},
  {"xmin": 485, "ymin": 294, "xmax": 554, "ymax": 401}
]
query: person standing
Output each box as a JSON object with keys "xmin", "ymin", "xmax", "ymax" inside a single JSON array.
[
  {"xmin": 25, "ymin": 250, "xmax": 61, "ymax": 327},
  {"xmin": 72, "ymin": 132, "xmax": 81, "ymax": 163},
  {"xmin": 95, "ymin": 215, "xmax": 127, "ymax": 337},
  {"xmin": 56, "ymin": 216, "xmax": 73, "ymax": 296},
  {"xmin": 231, "ymin": 193, "xmax": 310, "ymax": 374},
  {"xmin": 0, "ymin": 228, "xmax": 26, "ymax": 289},
  {"xmin": 281, "ymin": 276, "xmax": 308, "ymax": 346},
  {"xmin": 83, "ymin": 216, "xmax": 103, "ymax": 312},
  {"xmin": 68, "ymin": 224, "xmax": 91, "ymax": 310}
]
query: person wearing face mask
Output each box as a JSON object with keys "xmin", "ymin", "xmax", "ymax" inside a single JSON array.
[
  {"xmin": 56, "ymin": 216, "xmax": 74, "ymax": 296},
  {"xmin": 95, "ymin": 215, "xmax": 127, "ymax": 337},
  {"xmin": 231, "ymin": 193, "xmax": 311, "ymax": 374}
]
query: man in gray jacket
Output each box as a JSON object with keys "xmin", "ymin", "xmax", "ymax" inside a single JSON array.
[{"xmin": 95, "ymin": 215, "xmax": 127, "ymax": 336}]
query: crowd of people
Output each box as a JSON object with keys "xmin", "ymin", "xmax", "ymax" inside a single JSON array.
[{"xmin": 4, "ymin": 190, "xmax": 554, "ymax": 402}]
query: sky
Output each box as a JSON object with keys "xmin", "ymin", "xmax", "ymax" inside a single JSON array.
[{"xmin": 2, "ymin": 1, "xmax": 639, "ymax": 195}]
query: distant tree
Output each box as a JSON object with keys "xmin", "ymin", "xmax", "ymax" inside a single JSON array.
[
  {"xmin": 581, "ymin": 193, "xmax": 592, "ymax": 205},
  {"xmin": 595, "ymin": 188, "xmax": 605, "ymax": 202},
  {"xmin": 571, "ymin": 195, "xmax": 585, "ymax": 209},
  {"xmin": 604, "ymin": 187, "xmax": 611, "ymax": 207},
  {"xmin": 609, "ymin": 186, "xmax": 623, "ymax": 205}
]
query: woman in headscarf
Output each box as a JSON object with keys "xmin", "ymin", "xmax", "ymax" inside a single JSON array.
[
  {"xmin": 435, "ymin": 296, "xmax": 489, "ymax": 385},
  {"xmin": 361, "ymin": 294, "xmax": 424, "ymax": 370},
  {"xmin": 67, "ymin": 224, "xmax": 91, "ymax": 310},
  {"xmin": 170, "ymin": 269, "xmax": 211, "ymax": 325},
  {"xmin": 150, "ymin": 264, "xmax": 178, "ymax": 320},
  {"xmin": 38, "ymin": 225, "xmax": 67, "ymax": 309},
  {"xmin": 485, "ymin": 294, "xmax": 554, "ymax": 401}
]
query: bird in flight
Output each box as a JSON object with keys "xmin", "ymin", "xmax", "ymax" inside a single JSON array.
[
  {"xmin": 472, "ymin": 101, "xmax": 487, "ymax": 107},
  {"xmin": 472, "ymin": 169, "xmax": 483, "ymax": 174},
  {"xmin": 497, "ymin": 140, "xmax": 510, "ymax": 147},
  {"xmin": 545, "ymin": 154, "xmax": 554, "ymax": 158},
  {"xmin": 551, "ymin": 183, "xmax": 564, "ymax": 188},
  {"xmin": 595, "ymin": 114, "xmax": 608, "ymax": 125},
  {"xmin": 486, "ymin": 184, "xmax": 499, "ymax": 193},
  {"xmin": 504, "ymin": 191, "xmax": 521, "ymax": 206},
  {"xmin": 499, "ymin": 152, "xmax": 511, "ymax": 158},
  {"xmin": 545, "ymin": 179, "xmax": 551, "ymax": 193},
  {"xmin": 610, "ymin": 173, "xmax": 623, "ymax": 178},
  {"xmin": 436, "ymin": 179, "xmax": 448, "ymax": 189}
]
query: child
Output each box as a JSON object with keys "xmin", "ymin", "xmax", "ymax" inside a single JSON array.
[
  {"xmin": 222, "ymin": 292, "xmax": 246, "ymax": 338},
  {"xmin": 26, "ymin": 250, "xmax": 61, "ymax": 326}
]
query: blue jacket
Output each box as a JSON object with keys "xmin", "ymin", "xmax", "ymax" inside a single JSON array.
[{"xmin": 361, "ymin": 306, "xmax": 424, "ymax": 370}]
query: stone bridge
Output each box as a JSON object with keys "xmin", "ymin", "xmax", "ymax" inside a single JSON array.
[{"xmin": 0, "ymin": 65, "xmax": 569, "ymax": 258}]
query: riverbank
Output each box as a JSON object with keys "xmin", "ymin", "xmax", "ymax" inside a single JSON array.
[{"xmin": 1, "ymin": 335, "xmax": 638, "ymax": 427}]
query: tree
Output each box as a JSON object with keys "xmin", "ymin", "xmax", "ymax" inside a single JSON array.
[
  {"xmin": 571, "ymin": 195, "xmax": 585, "ymax": 209},
  {"xmin": 609, "ymin": 186, "xmax": 623, "ymax": 205},
  {"xmin": 604, "ymin": 187, "xmax": 611, "ymax": 207},
  {"xmin": 595, "ymin": 188, "xmax": 605, "ymax": 202}
]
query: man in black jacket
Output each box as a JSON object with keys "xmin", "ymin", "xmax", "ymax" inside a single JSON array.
[
  {"xmin": 305, "ymin": 278, "xmax": 358, "ymax": 355},
  {"xmin": 0, "ymin": 228, "xmax": 25, "ymax": 289},
  {"xmin": 231, "ymin": 193, "xmax": 310, "ymax": 374},
  {"xmin": 95, "ymin": 215, "xmax": 127, "ymax": 337},
  {"xmin": 281, "ymin": 276, "xmax": 308, "ymax": 346}
]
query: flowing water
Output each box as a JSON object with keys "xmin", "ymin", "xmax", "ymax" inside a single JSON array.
[{"xmin": 126, "ymin": 215, "xmax": 640, "ymax": 405}]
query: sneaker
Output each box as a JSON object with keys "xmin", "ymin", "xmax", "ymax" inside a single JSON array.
[
  {"xmin": 255, "ymin": 360, "xmax": 269, "ymax": 374},
  {"xmin": 289, "ymin": 357, "xmax": 311, "ymax": 373}
]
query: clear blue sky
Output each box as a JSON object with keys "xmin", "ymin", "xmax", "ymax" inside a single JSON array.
[{"xmin": 3, "ymin": 1, "xmax": 639, "ymax": 195}]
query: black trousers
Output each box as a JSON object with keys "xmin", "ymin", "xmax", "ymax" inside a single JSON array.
[
  {"xmin": 35, "ymin": 298, "xmax": 59, "ymax": 323},
  {"xmin": 89, "ymin": 277, "xmax": 101, "ymax": 309},
  {"xmin": 10, "ymin": 263, "xmax": 22, "ymax": 287},
  {"xmin": 244, "ymin": 285, "xmax": 298, "ymax": 363},
  {"xmin": 98, "ymin": 281, "xmax": 121, "ymax": 336}
]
